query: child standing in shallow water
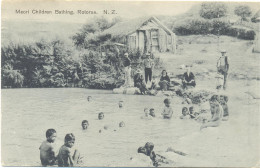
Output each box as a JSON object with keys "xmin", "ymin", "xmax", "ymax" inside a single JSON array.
[
  {"xmin": 39, "ymin": 129, "xmax": 57, "ymax": 166},
  {"xmin": 57, "ymin": 133, "xmax": 81, "ymax": 167},
  {"xmin": 162, "ymin": 98, "xmax": 173, "ymax": 119}
]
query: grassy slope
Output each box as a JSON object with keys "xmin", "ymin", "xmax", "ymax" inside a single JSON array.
[{"xmin": 154, "ymin": 35, "xmax": 260, "ymax": 82}]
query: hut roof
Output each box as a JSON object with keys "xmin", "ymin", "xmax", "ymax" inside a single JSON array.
[{"xmin": 102, "ymin": 16, "xmax": 174, "ymax": 37}]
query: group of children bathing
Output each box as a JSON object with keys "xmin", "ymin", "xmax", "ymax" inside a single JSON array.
[{"xmin": 39, "ymin": 93, "xmax": 229, "ymax": 167}]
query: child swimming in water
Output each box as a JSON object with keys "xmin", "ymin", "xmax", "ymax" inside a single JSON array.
[
  {"xmin": 81, "ymin": 120, "xmax": 89, "ymax": 130},
  {"xmin": 119, "ymin": 101, "xmax": 124, "ymax": 108},
  {"xmin": 219, "ymin": 95, "xmax": 229, "ymax": 121},
  {"xmin": 98, "ymin": 112, "xmax": 104, "ymax": 120},
  {"xmin": 149, "ymin": 108, "xmax": 155, "ymax": 117},
  {"xmin": 189, "ymin": 106, "xmax": 196, "ymax": 119},
  {"xmin": 119, "ymin": 121, "xmax": 125, "ymax": 127},
  {"xmin": 200, "ymin": 95, "xmax": 223, "ymax": 130},
  {"xmin": 141, "ymin": 108, "xmax": 152, "ymax": 120},
  {"xmin": 180, "ymin": 107, "xmax": 190, "ymax": 119},
  {"xmin": 57, "ymin": 133, "xmax": 81, "ymax": 167},
  {"xmin": 87, "ymin": 96, "xmax": 92, "ymax": 102},
  {"xmin": 162, "ymin": 98, "xmax": 173, "ymax": 119},
  {"xmin": 39, "ymin": 129, "xmax": 57, "ymax": 166},
  {"xmin": 138, "ymin": 142, "xmax": 174, "ymax": 167}
]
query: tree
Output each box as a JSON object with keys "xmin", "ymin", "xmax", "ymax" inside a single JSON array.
[
  {"xmin": 234, "ymin": 5, "xmax": 252, "ymax": 22},
  {"xmin": 200, "ymin": 2, "xmax": 228, "ymax": 19},
  {"xmin": 72, "ymin": 17, "xmax": 121, "ymax": 49}
]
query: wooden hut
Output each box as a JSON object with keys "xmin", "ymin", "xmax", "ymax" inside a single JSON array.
[{"xmin": 102, "ymin": 16, "xmax": 176, "ymax": 54}]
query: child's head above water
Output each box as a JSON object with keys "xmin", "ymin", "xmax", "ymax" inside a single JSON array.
[
  {"xmin": 164, "ymin": 98, "xmax": 171, "ymax": 107},
  {"xmin": 82, "ymin": 120, "xmax": 89, "ymax": 130},
  {"xmin": 98, "ymin": 112, "xmax": 104, "ymax": 120},
  {"xmin": 144, "ymin": 108, "xmax": 149, "ymax": 116},
  {"xmin": 87, "ymin": 96, "xmax": 92, "ymax": 102},
  {"xmin": 118, "ymin": 101, "xmax": 123, "ymax": 108},
  {"xmin": 46, "ymin": 128, "xmax": 57, "ymax": 143},
  {"xmin": 189, "ymin": 106, "xmax": 194, "ymax": 114},
  {"xmin": 219, "ymin": 95, "xmax": 228, "ymax": 104},
  {"xmin": 64, "ymin": 133, "xmax": 75, "ymax": 148},
  {"xmin": 119, "ymin": 121, "xmax": 125, "ymax": 127},
  {"xmin": 149, "ymin": 108, "xmax": 155, "ymax": 117},
  {"xmin": 182, "ymin": 107, "xmax": 188, "ymax": 116}
]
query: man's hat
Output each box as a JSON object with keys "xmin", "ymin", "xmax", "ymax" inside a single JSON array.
[
  {"xmin": 146, "ymin": 53, "xmax": 150, "ymax": 56},
  {"xmin": 124, "ymin": 53, "xmax": 129, "ymax": 56}
]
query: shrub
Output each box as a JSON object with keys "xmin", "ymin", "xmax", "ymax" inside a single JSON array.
[
  {"xmin": 227, "ymin": 27, "xmax": 255, "ymax": 40},
  {"xmin": 173, "ymin": 17, "xmax": 255, "ymax": 40}
]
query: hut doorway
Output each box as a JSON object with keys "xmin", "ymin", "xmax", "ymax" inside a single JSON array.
[
  {"xmin": 150, "ymin": 29, "xmax": 159, "ymax": 53},
  {"xmin": 138, "ymin": 30, "xmax": 145, "ymax": 53}
]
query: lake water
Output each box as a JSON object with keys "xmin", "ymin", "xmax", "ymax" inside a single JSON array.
[{"xmin": 1, "ymin": 88, "xmax": 201, "ymax": 166}]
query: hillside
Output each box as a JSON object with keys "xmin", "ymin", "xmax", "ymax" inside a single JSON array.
[{"xmin": 1, "ymin": 20, "xmax": 83, "ymax": 44}]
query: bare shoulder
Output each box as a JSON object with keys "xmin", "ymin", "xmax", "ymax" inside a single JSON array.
[{"xmin": 40, "ymin": 141, "xmax": 53, "ymax": 150}]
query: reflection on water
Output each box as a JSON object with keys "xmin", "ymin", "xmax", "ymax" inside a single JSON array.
[{"xmin": 1, "ymin": 88, "xmax": 200, "ymax": 166}]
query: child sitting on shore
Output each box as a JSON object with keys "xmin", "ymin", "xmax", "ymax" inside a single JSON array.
[
  {"xmin": 149, "ymin": 108, "xmax": 155, "ymax": 117},
  {"xmin": 162, "ymin": 98, "xmax": 173, "ymax": 119},
  {"xmin": 180, "ymin": 107, "xmax": 190, "ymax": 119},
  {"xmin": 57, "ymin": 133, "xmax": 81, "ymax": 167},
  {"xmin": 141, "ymin": 108, "xmax": 152, "ymax": 120},
  {"xmin": 81, "ymin": 120, "xmax": 89, "ymax": 130},
  {"xmin": 39, "ymin": 129, "xmax": 57, "ymax": 166}
]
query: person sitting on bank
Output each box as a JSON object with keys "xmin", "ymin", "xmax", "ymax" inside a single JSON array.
[
  {"xmin": 134, "ymin": 69, "xmax": 147, "ymax": 94},
  {"xmin": 182, "ymin": 65, "xmax": 196, "ymax": 89},
  {"xmin": 158, "ymin": 70, "xmax": 170, "ymax": 91}
]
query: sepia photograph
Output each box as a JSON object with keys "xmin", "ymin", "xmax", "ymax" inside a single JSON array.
[{"xmin": 1, "ymin": 0, "xmax": 260, "ymax": 167}]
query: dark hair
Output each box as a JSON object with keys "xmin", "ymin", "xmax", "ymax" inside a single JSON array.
[
  {"xmin": 210, "ymin": 95, "xmax": 219, "ymax": 102},
  {"xmin": 65, "ymin": 133, "xmax": 75, "ymax": 142},
  {"xmin": 189, "ymin": 106, "xmax": 194, "ymax": 111},
  {"xmin": 82, "ymin": 120, "xmax": 89, "ymax": 125},
  {"xmin": 46, "ymin": 129, "xmax": 56, "ymax": 138},
  {"xmin": 149, "ymin": 108, "xmax": 154, "ymax": 112},
  {"xmin": 164, "ymin": 98, "xmax": 170, "ymax": 104},
  {"xmin": 99, "ymin": 112, "xmax": 104, "ymax": 115},
  {"xmin": 161, "ymin": 70, "xmax": 168, "ymax": 76},
  {"xmin": 137, "ymin": 147, "xmax": 143, "ymax": 153},
  {"xmin": 182, "ymin": 107, "xmax": 188, "ymax": 112},
  {"xmin": 145, "ymin": 142, "xmax": 154, "ymax": 151},
  {"xmin": 220, "ymin": 95, "xmax": 229, "ymax": 103}
]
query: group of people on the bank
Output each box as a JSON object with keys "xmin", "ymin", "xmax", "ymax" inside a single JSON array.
[{"xmin": 123, "ymin": 49, "xmax": 229, "ymax": 93}]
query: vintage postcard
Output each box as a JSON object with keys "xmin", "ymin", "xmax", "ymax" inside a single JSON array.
[{"xmin": 1, "ymin": 0, "xmax": 260, "ymax": 167}]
